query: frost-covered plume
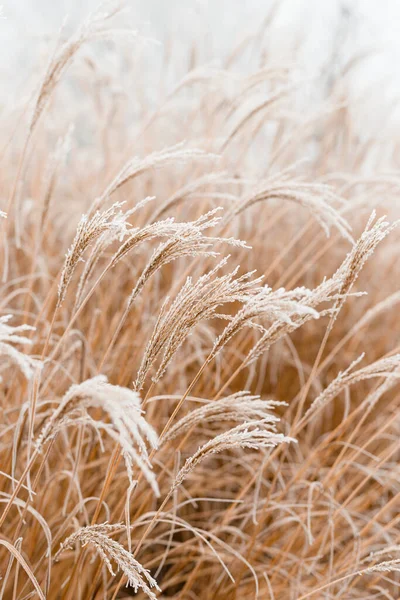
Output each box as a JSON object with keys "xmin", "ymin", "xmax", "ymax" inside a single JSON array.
[
  {"xmin": 134, "ymin": 259, "xmax": 263, "ymax": 391},
  {"xmin": 317, "ymin": 212, "xmax": 398, "ymax": 316},
  {"xmin": 161, "ymin": 393, "xmax": 285, "ymax": 444},
  {"xmin": 0, "ymin": 315, "xmax": 40, "ymax": 380},
  {"xmin": 210, "ymin": 284, "xmax": 321, "ymax": 363},
  {"xmin": 35, "ymin": 376, "xmax": 159, "ymax": 495},
  {"xmin": 74, "ymin": 198, "xmax": 154, "ymax": 308},
  {"xmin": 110, "ymin": 208, "xmax": 246, "ymax": 274},
  {"xmin": 302, "ymin": 353, "xmax": 400, "ymax": 423},
  {"xmin": 125, "ymin": 208, "xmax": 248, "ymax": 310},
  {"xmin": 172, "ymin": 420, "xmax": 294, "ymax": 491},
  {"xmin": 55, "ymin": 523, "xmax": 160, "ymax": 600},
  {"xmin": 102, "ymin": 209, "xmax": 250, "ymax": 364},
  {"xmin": 224, "ymin": 176, "xmax": 352, "ymax": 241},
  {"xmin": 235, "ymin": 213, "xmax": 398, "ymax": 370},
  {"xmin": 58, "ymin": 202, "xmax": 132, "ymax": 306}
]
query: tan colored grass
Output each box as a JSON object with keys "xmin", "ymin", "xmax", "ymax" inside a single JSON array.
[{"xmin": 1, "ymin": 4, "xmax": 400, "ymax": 599}]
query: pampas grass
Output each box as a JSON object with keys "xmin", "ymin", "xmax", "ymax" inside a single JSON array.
[
  {"xmin": 1, "ymin": 3, "xmax": 400, "ymax": 599},
  {"xmin": 55, "ymin": 523, "xmax": 161, "ymax": 600}
]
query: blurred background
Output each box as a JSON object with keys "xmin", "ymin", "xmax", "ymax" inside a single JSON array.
[
  {"xmin": 2, "ymin": 1, "xmax": 400, "ymax": 141},
  {"xmin": 1, "ymin": 1, "xmax": 399, "ymax": 91}
]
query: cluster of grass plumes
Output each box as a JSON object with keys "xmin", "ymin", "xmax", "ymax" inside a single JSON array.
[{"xmin": 1, "ymin": 4, "xmax": 400, "ymax": 599}]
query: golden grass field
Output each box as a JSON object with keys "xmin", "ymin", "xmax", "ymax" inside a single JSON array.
[{"xmin": 1, "ymin": 4, "xmax": 400, "ymax": 599}]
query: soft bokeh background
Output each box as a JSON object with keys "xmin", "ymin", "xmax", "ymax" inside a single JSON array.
[
  {"xmin": 2, "ymin": 0, "xmax": 400, "ymax": 134},
  {"xmin": 1, "ymin": 2, "xmax": 398, "ymax": 77}
]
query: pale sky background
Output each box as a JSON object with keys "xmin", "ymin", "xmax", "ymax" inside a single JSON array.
[
  {"xmin": 1, "ymin": 1, "xmax": 398, "ymax": 64},
  {"xmin": 1, "ymin": 1, "xmax": 398, "ymax": 69},
  {"xmin": 2, "ymin": 1, "xmax": 400, "ymax": 130}
]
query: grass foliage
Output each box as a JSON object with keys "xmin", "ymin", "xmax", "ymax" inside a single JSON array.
[{"xmin": 1, "ymin": 4, "xmax": 400, "ymax": 599}]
